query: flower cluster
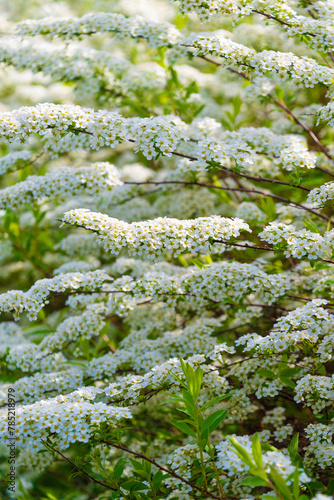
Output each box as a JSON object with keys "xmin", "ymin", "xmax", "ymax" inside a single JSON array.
[
  {"xmin": 0, "ymin": 322, "xmax": 29, "ymax": 355},
  {"xmin": 61, "ymin": 209, "xmax": 251, "ymax": 260},
  {"xmin": 5, "ymin": 344, "xmax": 65, "ymax": 373},
  {"xmin": 174, "ymin": 0, "xmax": 334, "ymax": 55},
  {"xmin": 305, "ymin": 423, "xmax": 334, "ymax": 468},
  {"xmin": 125, "ymin": 115, "xmax": 188, "ymax": 159},
  {"xmin": 0, "ymin": 162, "xmax": 122, "ymax": 209},
  {"xmin": 260, "ymin": 223, "xmax": 334, "ymax": 261},
  {"xmin": 0, "ymin": 368, "xmax": 83, "ymax": 405},
  {"xmin": 0, "ymin": 37, "xmax": 166, "ymax": 100},
  {"xmin": 0, "ymin": 104, "xmax": 319, "ymax": 170},
  {"xmin": 0, "ymin": 271, "xmax": 110, "ymax": 320},
  {"xmin": 166, "ymin": 444, "xmax": 208, "ymax": 492},
  {"xmin": 307, "ymin": 181, "xmax": 334, "ymax": 207},
  {"xmin": 86, "ymin": 317, "xmax": 225, "ymax": 377},
  {"xmin": 53, "ymin": 260, "xmax": 98, "ymax": 275},
  {"xmin": 180, "ymin": 261, "xmax": 291, "ymax": 306},
  {"xmin": 318, "ymin": 101, "xmax": 334, "ymax": 127},
  {"xmin": 15, "ymin": 12, "xmax": 181, "ymax": 47},
  {"xmin": 39, "ymin": 308, "xmax": 106, "ymax": 352},
  {"xmin": 0, "ymin": 103, "xmax": 124, "ymax": 150},
  {"xmin": 216, "ymin": 434, "xmax": 310, "ymax": 482},
  {"xmin": 193, "ymin": 35, "xmax": 334, "ymax": 88},
  {"xmin": 0, "ymin": 105, "xmax": 189, "ymax": 160},
  {"xmin": 294, "ymin": 375, "xmax": 334, "ymax": 411},
  {"xmin": 55, "ymin": 234, "xmax": 101, "ymax": 257},
  {"xmin": 194, "ymin": 127, "xmax": 316, "ymax": 172},
  {"xmin": 0, "ymin": 392, "xmax": 132, "ymax": 451},
  {"xmin": 238, "ymin": 300, "xmax": 332, "ymax": 353},
  {"xmin": 0, "ymin": 149, "xmax": 32, "ymax": 175}
]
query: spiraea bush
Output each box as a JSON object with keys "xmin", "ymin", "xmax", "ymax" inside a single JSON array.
[{"xmin": 0, "ymin": 0, "xmax": 334, "ymax": 499}]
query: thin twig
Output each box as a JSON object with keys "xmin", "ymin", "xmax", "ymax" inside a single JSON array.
[
  {"xmin": 195, "ymin": 52, "xmax": 334, "ymax": 176},
  {"xmin": 124, "ymin": 180, "xmax": 331, "ymax": 223},
  {"xmin": 100, "ymin": 440, "xmax": 226, "ymax": 500},
  {"xmin": 41, "ymin": 440, "xmax": 117, "ymax": 491}
]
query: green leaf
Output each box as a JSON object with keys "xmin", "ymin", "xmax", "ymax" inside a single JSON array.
[
  {"xmin": 249, "ymin": 467, "xmax": 268, "ymax": 480},
  {"xmin": 199, "ymin": 437, "xmax": 208, "ymax": 451},
  {"xmin": 280, "ymin": 368, "xmax": 301, "ymax": 377},
  {"xmin": 201, "ymin": 409, "xmax": 228, "ymax": 434},
  {"xmin": 182, "ymin": 390, "xmax": 194, "ymax": 406},
  {"xmin": 204, "ymin": 254, "xmax": 213, "ymax": 265},
  {"xmin": 316, "ymin": 363, "xmax": 327, "ymax": 375},
  {"xmin": 232, "ymin": 95, "xmax": 243, "ymax": 116},
  {"xmin": 275, "ymin": 86, "xmax": 285, "ymax": 101},
  {"xmin": 160, "ymin": 396, "xmax": 184, "ymax": 405},
  {"xmin": 225, "ymin": 110, "xmax": 235, "ymax": 123},
  {"xmin": 134, "ymin": 469, "xmax": 150, "ymax": 480},
  {"xmin": 193, "ymin": 104, "xmax": 206, "ymax": 117},
  {"xmin": 201, "ymin": 393, "xmax": 233, "ymax": 412},
  {"xmin": 129, "ymin": 459, "xmax": 145, "ymax": 471},
  {"xmin": 180, "ymin": 360, "xmax": 203, "ymax": 400},
  {"xmin": 138, "ymin": 494, "xmax": 151, "ymax": 500},
  {"xmin": 303, "ymin": 219, "xmax": 321, "ymax": 234},
  {"xmin": 180, "ymin": 357, "xmax": 189, "ymax": 378},
  {"xmin": 178, "ymin": 400, "xmax": 196, "ymax": 419},
  {"xmin": 293, "ymin": 468, "xmax": 300, "ymax": 500},
  {"xmin": 269, "ymin": 466, "xmax": 293, "ymax": 500},
  {"xmin": 142, "ymin": 460, "xmax": 151, "ymax": 475},
  {"xmin": 114, "ymin": 458, "xmax": 127, "ymax": 481},
  {"xmin": 288, "ymin": 434, "xmax": 299, "ymax": 464},
  {"xmin": 152, "ymin": 470, "xmax": 166, "ymax": 491},
  {"xmin": 327, "ymin": 479, "xmax": 334, "ymax": 495},
  {"xmin": 228, "ymin": 437, "xmax": 254, "ymax": 467},
  {"xmin": 171, "ymin": 419, "xmax": 197, "ymax": 439},
  {"xmin": 121, "ymin": 480, "xmax": 148, "ymax": 492},
  {"xmin": 279, "ymin": 376, "xmax": 296, "ymax": 389},
  {"xmin": 252, "ymin": 433, "xmax": 263, "ymax": 468},
  {"xmin": 241, "ymin": 477, "xmax": 268, "ymax": 487},
  {"xmin": 256, "ymin": 368, "xmax": 276, "ymax": 379},
  {"xmin": 191, "ymin": 258, "xmax": 206, "ymax": 269},
  {"xmin": 220, "ymin": 117, "xmax": 233, "ymax": 131},
  {"xmin": 169, "ymin": 370, "xmax": 188, "ymax": 390},
  {"xmin": 258, "ymin": 197, "xmax": 276, "ymax": 220},
  {"xmin": 185, "ymin": 81, "xmax": 199, "ymax": 100},
  {"xmin": 193, "ymin": 365, "xmax": 203, "ymax": 399},
  {"xmin": 306, "ymin": 481, "xmax": 327, "ymax": 494},
  {"xmin": 261, "ymin": 442, "xmax": 278, "ymax": 453},
  {"xmin": 169, "ymin": 67, "xmax": 180, "ymax": 88},
  {"xmin": 177, "ymin": 255, "xmax": 188, "ymax": 267}
]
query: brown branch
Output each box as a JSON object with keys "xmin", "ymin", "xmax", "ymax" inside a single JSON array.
[
  {"xmin": 253, "ymin": 9, "xmax": 334, "ymax": 67},
  {"xmin": 123, "ymin": 180, "xmax": 331, "ymax": 223},
  {"xmin": 252, "ymin": 9, "xmax": 292, "ymax": 28},
  {"xmin": 219, "ymin": 166, "xmax": 311, "ymax": 192},
  {"xmin": 194, "ymin": 51, "xmax": 334, "ymax": 176},
  {"xmin": 213, "ymin": 239, "xmax": 274, "ymax": 251},
  {"xmin": 40, "ymin": 283, "xmax": 291, "ymax": 312},
  {"xmin": 126, "ymin": 171, "xmax": 312, "ymax": 192},
  {"xmin": 41, "ymin": 440, "xmax": 117, "ymax": 491},
  {"xmin": 45, "ymin": 468, "xmax": 96, "ymax": 499},
  {"xmin": 100, "ymin": 440, "xmax": 225, "ymax": 500},
  {"xmin": 271, "ymin": 97, "xmax": 334, "ymax": 170}
]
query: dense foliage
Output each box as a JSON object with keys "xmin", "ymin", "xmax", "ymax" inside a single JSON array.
[{"xmin": 0, "ymin": 1, "xmax": 334, "ymax": 499}]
